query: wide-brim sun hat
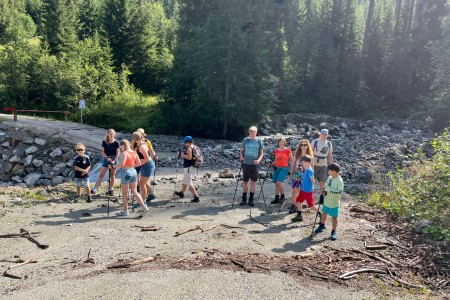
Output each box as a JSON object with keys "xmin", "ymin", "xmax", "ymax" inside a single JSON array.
[{"xmin": 183, "ymin": 136, "xmax": 193, "ymax": 143}]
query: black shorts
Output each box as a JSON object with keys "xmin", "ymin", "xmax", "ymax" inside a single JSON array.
[{"xmin": 243, "ymin": 164, "xmax": 258, "ymax": 182}]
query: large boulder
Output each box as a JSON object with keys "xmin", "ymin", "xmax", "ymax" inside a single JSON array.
[
  {"xmin": 25, "ymin": 146, "xmax": 38, "ymax": 155},
  {"xmin": 32, "ymin": 159, "xmax": 44, "ymax": 168},
  {"xmin": 52, "ymin": 162, "xmax": 67, "ymax": 175},
  {"xmin": 52, "ymin": 176, "xmax": 65, "ymax": 186},
  {"xmin": 11, "ymin": 164, "xmax": 25, "ymax": 175},
  {"xmin": 24, "ymin": 173, "xmax": 41, "ymax": 187},
  {"xmin": 34, "ymin": 138, "xmax": 46, "ymax": 146},
  {"xmin": 49, "ymin": 148, "xmax": 62, "ymax": 158},
  {"xmin": 219, "ymin": 168, "xmax": 234, "ymax": 178},
  {"xmin": 24, "ymin": 155, "xmax": 33, "ymax": 167}
]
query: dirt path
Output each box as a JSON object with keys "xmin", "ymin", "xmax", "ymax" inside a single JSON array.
[{"xmin": 0, "ymin": 115, "xmax": 447, "ymax": 299}]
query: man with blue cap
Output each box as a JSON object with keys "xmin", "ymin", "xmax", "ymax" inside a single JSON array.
[
  {"xmin": 312, "ymin": 129, "xmax": 334, "ymax": 195},
  {"xmin": 174, "ymin": 136, "xmax": 200, "ymax": 202}
]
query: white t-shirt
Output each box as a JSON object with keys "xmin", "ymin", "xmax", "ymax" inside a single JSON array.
[{"xmin": 313, "ymin": 139, "xmax": 333, "ymax": 167}]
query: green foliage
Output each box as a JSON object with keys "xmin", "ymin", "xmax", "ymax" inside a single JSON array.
[{"xmin": 368, "ymin": 129, "xmax": 450, "ymax": 243}]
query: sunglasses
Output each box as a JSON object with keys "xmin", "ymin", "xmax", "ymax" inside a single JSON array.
[
  {"xmin": 300, "ymin": 144, "xmax": 307, "ymax": 147},
  {"xmin": 76, "ymin": 149, "xmax": 84, "ymax": 151}
]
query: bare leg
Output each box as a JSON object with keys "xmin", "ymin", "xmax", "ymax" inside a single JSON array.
[
  {"xmin": 85, "ymin": 187, "xmax": 91, "ymax": 196},
  {"xmin": 93, "ymin": 167, "xmax": 108, "ymax": 189},
  {"xmin": 250, "ymin": 180, "xmax": 257, "ymax": 193},
  {"xmin": 291, "ymin": 187, "xmax": 299, "ymax": 205},
  {"xmin": 275, "ymin": 181, "xmax": 284, "ymax": 195},
  {"xmin": 321, "ymin": 213, "xmax": 328, "ymax": 225},
  {"xmin": 331, "ymin": 217, "xmax": 338, "ymax": 231},
  {"xmin": 109, "ymin": 167, "xmax": 116, "ymax": 189},
  {"xmin": 76, "ymin": 186, "xmax": 81, "ymax": 196},
  {"xmin": 242, "ymin": 181, "xmax": 249, "ymax": 193},
  {"xmin": 139, "ymin": 176, "xmax": 149, "ymax": 200},
  {"xmin": 121, "ymin": 184, "xmax": 128, "ymax": 211},
  {"xmin": 188, "ymin": 184, "xmax": 198, "ymax": 197},
  {"xmin": 181, "ymin": 183, "xmax": 187, "ymax": 193},
  {"xmin": 319, "ymin": 181, "xmax": 326, "ymax": 195},
  {"xmin": 130, "ymin": 182, "xmax": 146, "ymax": 207}
]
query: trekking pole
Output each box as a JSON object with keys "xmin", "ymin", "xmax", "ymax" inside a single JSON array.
[
  {"xmin": 310, "ymin": 194, "xmax": 324, "ymax": 240},
  {"xmin": 107, "ymin": 169, "xmax": 111, "ymax": 216},
  {"xmin": 231, "ymin": 162, "xmax": 243, "ymax": 208},
  {"xmin": 257, "ymin": 164, "xmax": 270, "ymax": 213},
  {"xmin": 152, "ymin": 158, "xmax": 157, "ymax": 192}
]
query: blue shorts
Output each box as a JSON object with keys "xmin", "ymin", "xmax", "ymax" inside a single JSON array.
[
  {"xmin": 292, "ymin": 179, "xmax": 301, "ymax": 189},
  {"xmin": 121, "ymin": 168, "xmax": 138, "ymax": 184},
  {"xmin": 74, "ymin": 177, "xmax": 90, "ymax": 188},
  {"xmin": 272, "ymin": 167, "xmax": 289, "ymax": 183},
  {"xmin": 140, "ymin": 159, "xmax": 155, "ymax": 178},
  {"xmin": 322, "ymin": 205, "xmax": 340, "ymax": 218},
  {"xmin": 101, "ymin": 156, "xmax": 119, "ymax": 168}
]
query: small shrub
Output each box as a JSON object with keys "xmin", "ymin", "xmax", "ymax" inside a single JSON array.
[{"xmin": 368, "ymin": 129, "xmax": 450, "ymax": 243}]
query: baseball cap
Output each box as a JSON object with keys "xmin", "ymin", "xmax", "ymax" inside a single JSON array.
[
  {"xmin": 320, "ymin": 129, "xmax": 329, "ymax": 134},
  {"xmin": 248, "ymin": 126, "xmax": 257, "ymax": 132},
  {"xmin": 183, "ymin": 136, "xmax": 193, "ymax": 143}
]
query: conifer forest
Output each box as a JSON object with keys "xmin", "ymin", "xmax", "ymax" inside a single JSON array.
[{"xmin": 0, "ymin": 0, "xmax": 449, "ymax": 138}]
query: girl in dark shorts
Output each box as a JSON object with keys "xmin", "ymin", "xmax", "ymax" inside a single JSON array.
[{"xmin": 91, "ymin": 129, "xmax": 120, "ymax": 195}]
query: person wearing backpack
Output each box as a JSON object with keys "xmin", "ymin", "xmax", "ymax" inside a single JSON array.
[
  {"xmin": 239, "ymin": 126, "xmax": 264, "ymax": 206},
  {"xmin": 312, "ymin": 129, "xmax": 334, "ymax": 194},
  {"xmin": 174, "ymin": 136, "xmax": 200, "ymax": 203}
]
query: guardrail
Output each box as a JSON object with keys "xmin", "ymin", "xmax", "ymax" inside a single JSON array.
[{"xmin": 3, "ymin": 107, "xmax": 69, "ymax": 121}]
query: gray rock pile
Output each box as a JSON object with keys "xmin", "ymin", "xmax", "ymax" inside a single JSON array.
[{"xmin": 0, "ymin": 113, "xmax": 436, "ymax": 191}]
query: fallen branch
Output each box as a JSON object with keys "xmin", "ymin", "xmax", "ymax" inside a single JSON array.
[
  {"xmin": 141, "ymin": 227, "xmax": 162, "ymax": 232},
  {"xmin": 349, "ymin": 207, "xmax": 376, "ymax": 215},
  {"xmin": 0, "ymin": 232, "xmax": 41, "ymax": 238},
  {"xmin": 351, "ymin": 249, "xmax": 396, "ymax": 266},
  {"xmin": 339, "ymin": 268, "xmax": 386, "ymax": 280},
  {"xmin": 20, "ymin": 228, "xmax": 49, "ymax": 249},
  {"xmin": 231, "ymin": 259, "xmax": 250, "ymax": 272},
  {"xmin": 3, "ymin": 271, "xmax": 21, "ymax": 279},
  {"xmin": 107, "ymin": 256, "xmax": 155, "ymax": 269},
  {"xmin": 174, "ymin": 225, "xmax": 201, "ymax": 237},
  {"xmin": 220, "ymin": 224, "xmax": 244, "ymax": 230},
  {"xmin": 390, "ymin": 276, "xmax": 425, "ymax": 289},
  {"xmin": 310, "ymin": 273, "xmax": 330, "ymax": 280},
  {"xmin": 201, "ymin": 224, "xmax": 219, "ymax": 233},
  {"xmin": 365, "ymin": 244, "xmax": 388, "ymax": 251},
  {"xmin": 6, "ymin": 260, "xmax": 37, "ymax": 270},
  {"xmin": 255, "ymin": 264, "xmax": 271, "ymax": 271}
]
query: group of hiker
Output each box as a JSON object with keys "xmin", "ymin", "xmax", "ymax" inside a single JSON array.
[
  {"xmin": 73, "ymin": 125, "xmax": 344, "ymax": 240},
  {"xmin": 239, "ymin": 126, "xmax": 344, "ymax": 240}
]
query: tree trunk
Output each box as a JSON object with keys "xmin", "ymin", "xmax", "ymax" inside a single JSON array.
[
  {"xmin": 361, "ymin": 0, "xmax": 374, "ymax": 71},
  {"xmin": 223, "ymin": 24, "xmax": 233, "ymax": 138},
  {"xmin": 394, "ymin": 0, "xmax": 402, "ymax": 36}
]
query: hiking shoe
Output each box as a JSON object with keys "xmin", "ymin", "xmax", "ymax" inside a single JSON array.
[
  {"xmin": 280, "ymin": 195, "xmax": 286, "ymax": 203},
  {"xmin": 106, "ymin": 189, "xmax": 114, "ymax": 196},
  {"xmin": 191, "ymin": 196, "xmax": 200, "ymax": 203},
  {"xmin": 291, "ymin": 213, "xmax": 303, "ymax": 222},
  {"xmin": 240, "ymin": 196, "xmax": 247, "ymax": 206},
  {"xmin": 330, "ymin": 231, "xmax": 337, "ymax": 241},
  {"xmin": 90, "ymin": 189, "xmax": 97, "ymax": 195},
  {"xmin": 315, "ymin": 223, "xmax": 326, "ymax": 233},
  {"xmin": 271, "ymin": 196, "xmax": 281, "ymax": 204},
  {"xmin": 174, "ymin": 191, "xmax": 184, "ymax": 198},
  {"xmin": 146, "ymin": 194, "xmax": 156, "ymax": 202},
  {"xmin": 288, "ymin": 204, "xmax": 297, "ymax": 214},
  {"xmin": 137, "ymin": 207, "xmax": 149, "ymax": 217},
  {"xmin": 74, "ymin": 195, "xmax": 81, "ymax": 203},
  {"xmin": 86, "ymin": 196, "xmax": 92, "ymax": 203},
  {"xmin": 115, "ymin": 210, "xmax": 129, "ymax": 217},
  {"xmin": 248, "ymin": 197, "xmax": 254, "ymax": 207}
]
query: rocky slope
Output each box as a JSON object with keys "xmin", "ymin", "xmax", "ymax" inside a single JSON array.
[{"xmin": 0, "ymin": 113, "xmax": 435, "ymax": 191}]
